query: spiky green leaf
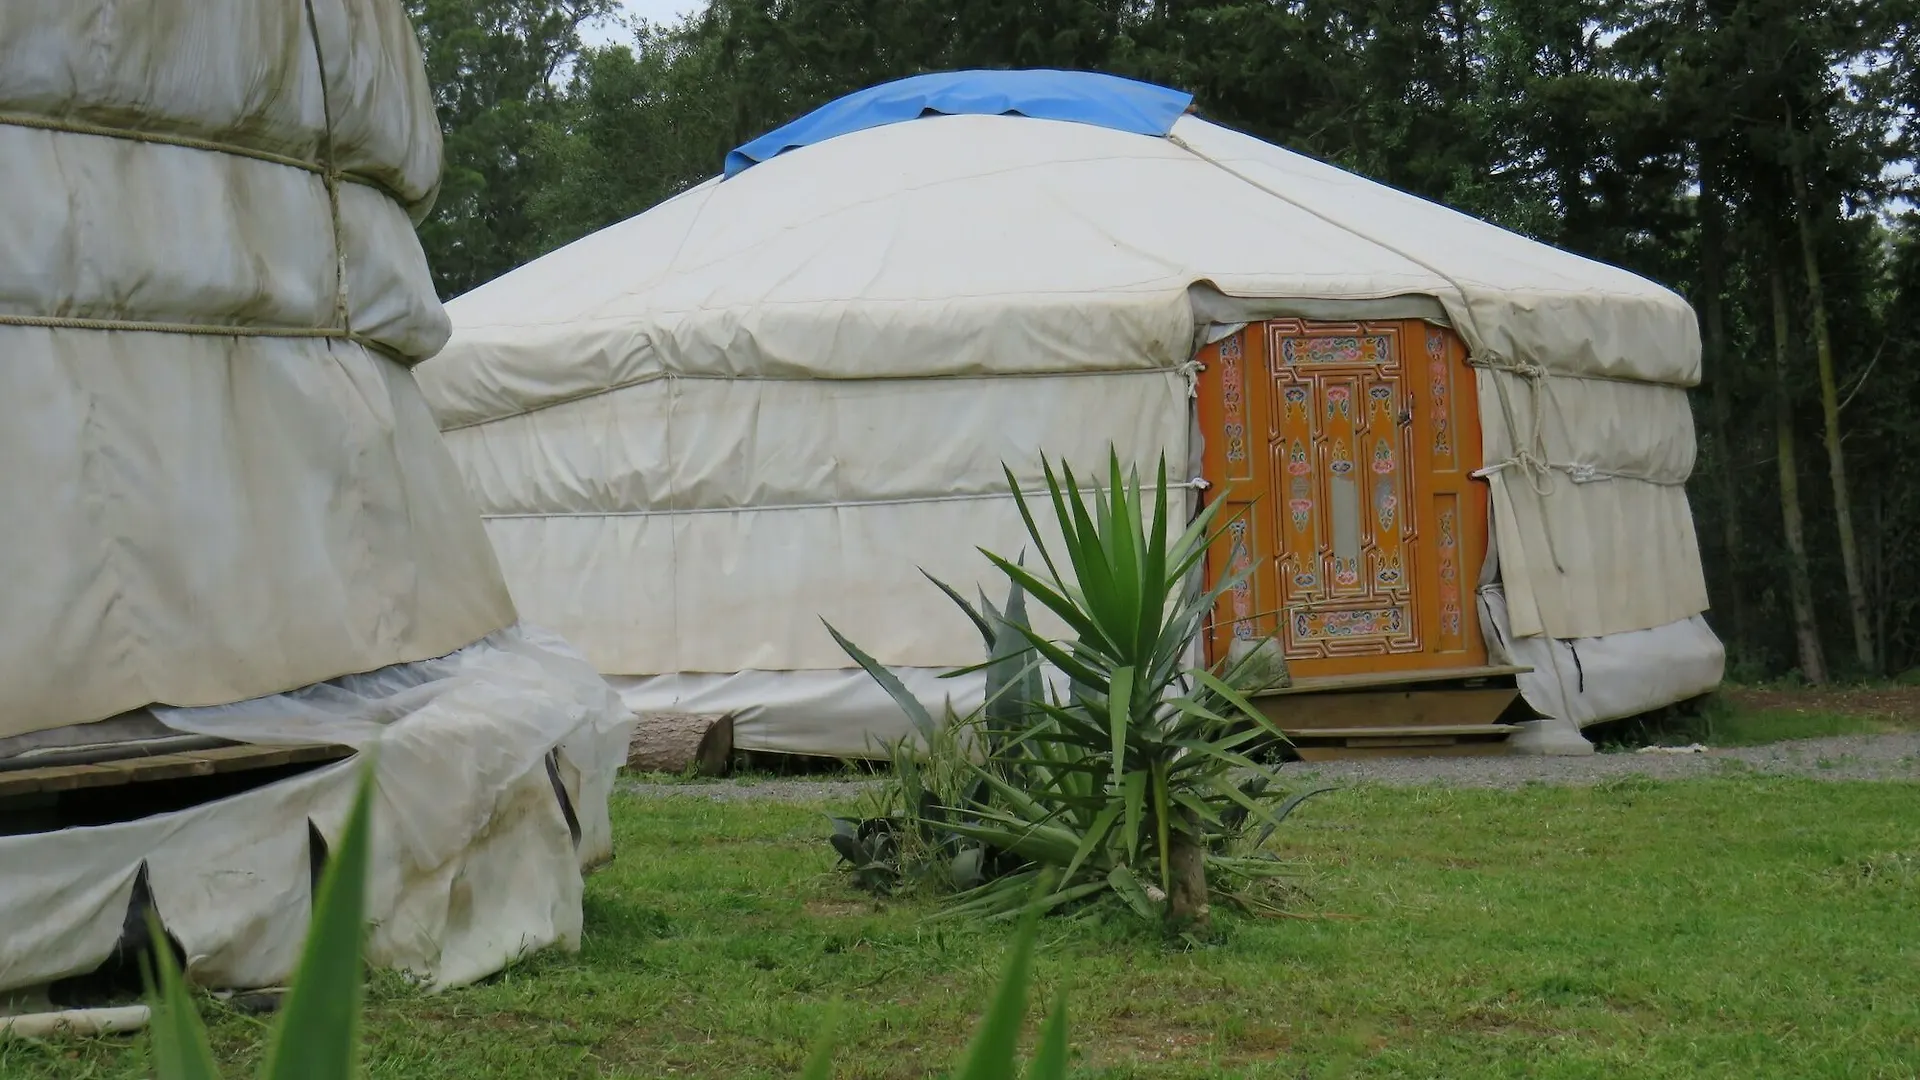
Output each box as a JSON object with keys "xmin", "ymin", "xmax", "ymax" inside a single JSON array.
[
  {"xmin": 143, "ymin": 920, "xmax": 220, "ymax": 1080},
  {"xmin": 953, "ymin": 886, "xmax": 1046, "ymax": 1080},
  {"xmin": 1106, "ymin": 865, "xmax": 1157, "ymax": 920},
  {"xmin": 260, "ymin": 758, "xmax": 376, "ymax": 1080},
  {"xmin": 1027, "ymin": 986, "xmax": 1071, "ymax": 1080},
  {"xmin": 824, "ymin": 620, "xmax": 938, "ymax": 745}
]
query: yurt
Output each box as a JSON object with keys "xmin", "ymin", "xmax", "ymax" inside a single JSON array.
[
  {"xmin": 0, "ymin": 0, "xmax": 631, "ymax": 1003},
  {"xmin": 419, "ymin": 70, "xmax": 1724, "ymax": 760}
]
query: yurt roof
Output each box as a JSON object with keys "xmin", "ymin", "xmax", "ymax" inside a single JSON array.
[
  {"xmin": 420, "ymin": 69, "xmax": 1700, "ymax": 432},
  {"xmin": 725, "ymin": 69, "xmax": 1195, "ymax": 176}
]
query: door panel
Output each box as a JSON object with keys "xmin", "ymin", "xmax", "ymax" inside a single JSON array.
[
  {"xmin": 1197, "ymin": 330, "xmax": 1281, "ymax": 649},
  {"xmin": 1198, "ymin": 320, "xmax": 1489, "ymax": 677},
  {"xmin": 1271, "ymin": 321, "xmax": 1421, "ymax": 659}
]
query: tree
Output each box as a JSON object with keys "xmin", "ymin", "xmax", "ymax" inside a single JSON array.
[
  {"xmin": 525, "ymin": 30, "xmax": 736, "ymax": 252},
  {"xmin": 406, "ymin": 0, "xmax": 614, "ymax": 298},
  {"xmin": 1769, "ymin": 257, "xmax": 1830, "ymax": 683}
]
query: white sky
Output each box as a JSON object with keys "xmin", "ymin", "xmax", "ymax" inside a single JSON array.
[{"xmin": 580, "ymin": 0, "xmax": 703, "ymax": 46}]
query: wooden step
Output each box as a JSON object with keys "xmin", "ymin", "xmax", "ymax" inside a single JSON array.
[
  {"xmin": 1252, "ymin": 664, "xmax": 1531, "ymax": 698},
  {"xmin": 1258, "ymin": 686, "xmax": 1520, "ymax": 735},
  {"xmin": 1252, "ymin": 671, "xmax": 1530, "ymax": 761},
  {"xmin": 1283, "ymin": 724, "xmax": 1517, "ymax": 739},
  {"xmin": 1293, "ymin": 739, "xmax": 1511, "ymax": 762}
]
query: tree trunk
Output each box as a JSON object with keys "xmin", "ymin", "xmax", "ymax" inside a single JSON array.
[
  {"xmin": 1770, "ymin": 261, "xmax": 1828, "ymax": 684},
  {"xmin": 1165, "ymin": 808, "xmax": 1210, "ymax": 931},
  {"xmin": 1870, "ymin": 490, "xmax": 1887, "ymax": 674},
  {"xmin": 1697, "ymin": 148, "xmax": 1749, "ymax": 652},
  {"xmin": 1788, "ymin": 133, "xmax": 1877, "ymax": 674},
  {"xmin": 627, "ymin": 712, "xmax": 733, "ymax": 775}
]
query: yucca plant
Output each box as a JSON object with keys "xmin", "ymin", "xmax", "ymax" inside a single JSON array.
[
  {"xmin": 145, "ymin": 762, "xmax": 1073, "ymax": 1080},
  {"xmin": 830, "ymin": 449, "xmax": 1328, "ymax": 930}
]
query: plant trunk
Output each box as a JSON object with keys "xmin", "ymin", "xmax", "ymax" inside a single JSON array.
[
  {"xmin": 1697, "ymin": 149, "xmax": 1749, "ymax": 651},
  {"xmin": 1770, "ymin": 260, "xmax": 1828, "ymax": 684},
  {"xmin": 1788, "ymin": 136, "xmax": 1877, "ymax": 674},
  {"xmin": 1165, "ymin": 809, "xmax": 1209, "ymax": 931}
]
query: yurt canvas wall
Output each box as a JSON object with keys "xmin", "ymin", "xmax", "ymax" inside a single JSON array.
[
  {"xmin": 0, "ymin": 0, "xmax": 632, "ymax": 997},
  {"xmin": 419, "ymin": 71, "xmax": 1723, "ymax": 761}
]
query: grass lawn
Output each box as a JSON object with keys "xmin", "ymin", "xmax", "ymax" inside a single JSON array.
[
  {"xmin": 1600, "ymin": 684, "xmax": 1920, "ymax": 748},
  {"xmin": 7, "ymin": 773, "xmax": 1918, "ymax": 1079}
]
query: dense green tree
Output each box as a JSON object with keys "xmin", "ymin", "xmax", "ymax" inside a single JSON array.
[
  {"xmin": 524, "ymin": 28, "xmax": 735, "ymax": 250},
  {"xmin": 406, "ymin": 0, "xmax": 614, "ymax": 297}
]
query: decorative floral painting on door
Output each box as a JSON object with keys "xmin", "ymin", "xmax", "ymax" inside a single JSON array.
[{"xmin": 1196, "ymin": 319, "xmax": 1491, "ymax": 678}]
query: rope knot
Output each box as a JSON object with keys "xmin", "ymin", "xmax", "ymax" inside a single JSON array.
[
  {"xmin": 1176, "ymin": 359, "xmax": 1204, "ymax": 399},
  {"xmin": 1511, "ymin": 450, "xmax": 1559, "ymax": 496}
]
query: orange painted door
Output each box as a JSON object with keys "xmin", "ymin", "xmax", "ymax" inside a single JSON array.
[{"xmin": 1196, "ymin": 319, "xmax": 1489, "ymax": 678}]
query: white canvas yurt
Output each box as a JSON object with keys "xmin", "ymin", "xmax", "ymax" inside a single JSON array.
[
  {"xmin": 419, "ymin": 70, "xmax": 1724, "ymax": 761},
  {"xmin": 0, "ymin": 0, "xmax": 632, "ymax": 1001}
]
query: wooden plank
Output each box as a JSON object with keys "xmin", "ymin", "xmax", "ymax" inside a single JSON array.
[
  {"xmin": 1253, "ymin": 665, "xmax": 1531, "ymax": 698},
  {"xmin": 184, "ymin": 745, "xmax": 301, "ymax": 773},
  {"xmin": 286, "ymin": 745, "xmax": 355, "ymax": 766},
  {"xmin": 1256, "ymin": 687, "xmax": 1519, "ymax": 734},
  {"xmin": 1343, "ymin": 735, "xmax": 1460, "ymax": 748},
  {"xmin": 1285, "ymin": 724, "xmax": 1517, "ymax": 739},
  {"xmin": 106, "ymin": 753, "xmax": 219, "ymax": 782},
  {"xmin": 0, "ymin": 763, "xmax": 113, "ymax": 796},
  {"xmin": 1294, "ymin": 740, "xmax": 1510, "ymax": 762},
  {"xmin": 0, "ymin": 743, "xmax": 352, "ymax": 798}
]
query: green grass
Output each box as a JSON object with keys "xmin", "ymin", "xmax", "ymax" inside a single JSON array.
[
  {"xmin": 1600, "ymin": 708, "xmax": 1894, "ymax": 750},
  {"xmin": 1596, "ymin": 689, "xmax": 1918, "ymax": 751},
  {"xmin": 1694, "ymin": 708, "xmax": 1896, "ymax": 746},
  {"xmin": 6, "ymin": 777, "xmax": 1918, "ymax": 1079}
]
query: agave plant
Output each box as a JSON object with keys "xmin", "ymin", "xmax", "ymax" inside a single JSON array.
[
  {"xmin": 826, "ymin": 571, "xmax": 1047, "ymax": 898},
  {"xmin": 146, "ymin": 762, "xmax": 1073, "ymax": 1080},
  {"xmin": 828, "ymin": 715, "xmax": 1021, "ymax": 896},
  {"xmin": 829, "ymin": 449, "xmax": 1329, "ymax": 929}
]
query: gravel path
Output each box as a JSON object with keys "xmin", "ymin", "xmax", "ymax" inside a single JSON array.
[
  {"xmin": 622, "ymin": 777, "xmax": 885, "ymax": 804},
  {"xmin": 1287, "ymin": 732, "xmax": 1920, "ymax": 788},
  {"xmin": 621, "ymin": 733, "xmax": 1920, "ymax": 802}
]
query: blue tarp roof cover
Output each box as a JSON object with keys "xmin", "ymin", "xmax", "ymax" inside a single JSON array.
[{"xmin": 723, "ymin": 69, "xmax": 1195, "ymax": 178}]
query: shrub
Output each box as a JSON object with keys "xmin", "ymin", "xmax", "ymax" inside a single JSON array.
[{"xmin": 827, "ymin": 450, "xmax": 1328, "ymax": 930}]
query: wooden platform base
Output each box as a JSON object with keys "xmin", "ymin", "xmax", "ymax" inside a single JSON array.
[
  {"xmin": 0, "ymin": 743, "xmax": 352, "ymax": 799},
  {"xmin": 1252, "ymin": 665, "xmax": 1529, "ymax": 761}
]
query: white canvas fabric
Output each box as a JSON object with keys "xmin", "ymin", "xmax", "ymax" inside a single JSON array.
[
  {"xmin": 455, "ymin": 371, "xmax": 1190, "ymax": 675},
  {"xmin": 608, "ymin": 668, "xmax": 983, "ymax": 761},
  {"xmin": 1, "ymin": 627, "xmax": 634, "ymax": 996},
  {"xmin": 419, "ymin": 105, "xmax": 1721, "ymax": 753},
  {"xmin": 1479, "ymin": 586, "xmax": 1724, "ymax": 744},
  {"xmin": 0, "ymin": 0, "xmax": 635, "ymax": 995},
  {"xmin": 0, "ymin": 0, "xmax": 510, "ymax": 739}
]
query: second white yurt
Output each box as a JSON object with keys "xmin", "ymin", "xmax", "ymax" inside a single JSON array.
[{"xmin": 418, "ymin": 70, "xmax": 1724, "ymax": 760}]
